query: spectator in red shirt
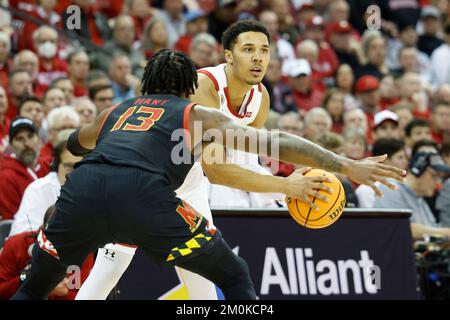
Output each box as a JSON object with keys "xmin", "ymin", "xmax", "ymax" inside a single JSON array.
[
  {"xmin": 0, "ymin": 85, "xmax": 9, "ymax": 154},
  {"xmin": 32, "ymin": 26, "xmax": 68, "ymax": 96},
  {"xmin": 0, "ymin": 206, "xmax": 94, "ymax": 300},
  {"xmin": 50, "ymin": 77, "xmax": 74, "ymax": 105},
  {"xmin": 327, "ymin": 0, "xmax": 350, "ymax": 24},
  {"xmin": 328, "ymin": 21, "xmax": 363, "ymax": 72},
  {"xmin": 127, "ymin": 0, "xmax": 154, "ymax": 41},
  {"xmin": 286, "ymin": 59, "xmax": 325, "ymax": 114},
  {"xmin": 271, "ymin": 112, "xmax": 303, "ymax": 177},
  {"xmin": 17, "ymin": 0, "xmax": 62, "ymax": 52},
  {"xmin": 430, "ymin": 103, "xmax": 450, "ymax": 145},
  {"xmin": 8, "ymin": 0, "xmax": 36, "ymax": 13},
  {"xmin": 302, "ymin": 15, "xmax": 339, "ymax": 84},
  {"xmin": 355, "ymin": 75, "xmax": 381, "ymax": 131},
  {"xmin": 96, "ymin": 0, "xmax": 124, "ymax": 19},
  {"xmin": 13, "ymin": 50, "xmax": 39, "ymax": 90},
  {"xmin": 67, "ymin": 50, "xmax": 90, "ymax": 98},
  {"xmin": 6, "ymin": 70, "xmax": 34, "ymax": 121},
  {"xmin": 258, "ymin": 10, "xmax": 296, "ymax": 72},
  {"xmin": 378, "ymin": 74, "xmax": 400, "ymax": 110},
  {"xmin": 0, "ymin": 117, "xmax": 51, "ymax": 220},
  {"xmin": 175, "ymin": 10, "xmax": 208, "ymax": 54},
  {"xmin": 296, "ymin": 39, "xmax": 327, "ymax": 91},
  {"xmin": 18, "ymin": 97, "xmax": 44, "ymax": 134}
]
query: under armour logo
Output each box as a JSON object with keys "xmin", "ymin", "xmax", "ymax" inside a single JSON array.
[{"xmin": 105, "ymin": 249, "xmax": 116, "ymax": 258}]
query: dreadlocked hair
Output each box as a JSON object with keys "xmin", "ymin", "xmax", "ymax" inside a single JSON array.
[{"xmin": 141, "ymin": 49, "xmax": 198, "ymax": 97}]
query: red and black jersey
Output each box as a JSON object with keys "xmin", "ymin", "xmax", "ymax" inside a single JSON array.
[{"xmin": 79, "ymin": 95, "xmax": 195, "ymax": 190}]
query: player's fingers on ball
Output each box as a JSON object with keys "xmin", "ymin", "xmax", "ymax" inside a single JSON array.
[
  {"xmin": 313, "ymin": 182, "xmax": 332, "ymax": 194},
  {"xmin": 305, "ymin": 188, "xmax": 317, "ymax": 198},
  {"xmin": 314, "ymin": 191, "xmax": 330, "ymax": 203},
  {"xmin": 303, "ymin": 195, "xmax": 319, "ymax": 211},
  {"xmin": 312, "ymin": 176, "xmax": 332, "ymax": 183}
]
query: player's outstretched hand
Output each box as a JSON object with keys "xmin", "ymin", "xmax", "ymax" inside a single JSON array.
[
  {"xmin": 346, "ymin": 154, "xmax": 406, "ymax": 197},
  {"xmin": 284, "ymin": 167, "xmax": 333, "ymax": 211}
]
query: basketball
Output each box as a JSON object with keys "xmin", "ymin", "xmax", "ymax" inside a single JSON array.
[{"xmin": 285, "ymin": 169, "xmax": 346, "ymax": 229}]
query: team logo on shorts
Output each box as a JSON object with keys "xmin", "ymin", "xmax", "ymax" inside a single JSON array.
[{"xmin": 176, "ymin": 201, "xmax": 203, "ymax": 233}]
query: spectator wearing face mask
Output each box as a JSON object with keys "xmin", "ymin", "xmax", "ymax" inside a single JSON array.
[{"xmin": 5, "ymin": 70, "xmax": 33, "ymax": 121}]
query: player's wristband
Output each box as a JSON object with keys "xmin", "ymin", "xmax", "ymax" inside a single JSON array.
[{"xmin": 67, "ymin": 129, "xmax": 92, "ymax": 156}]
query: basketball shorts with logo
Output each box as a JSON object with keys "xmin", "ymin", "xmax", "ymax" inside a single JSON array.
[{"xmin": 41, "ymin": 163, "xmax": 221, "ymax": 267}]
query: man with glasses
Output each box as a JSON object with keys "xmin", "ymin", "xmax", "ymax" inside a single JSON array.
[
  {"xmin": 89, "ymin": 84, "xmax": 115, "ymax": 113},
  {"xmin": 32, "ymin": 26, "xmax": 68, "ymax": 95},
  {"xmin": 9, "ymin": 130, "xmax": 82, "ymax": 236}
]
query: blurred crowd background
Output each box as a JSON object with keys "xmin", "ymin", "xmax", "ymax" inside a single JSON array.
[{"xmin": 1, "ymin": 0, "xmax": 450, "ymax": 299}]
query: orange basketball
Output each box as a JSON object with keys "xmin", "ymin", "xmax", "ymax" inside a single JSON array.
[{"xmin": 285, "ymin": 169, "xmax": 346, "ymax": 229}]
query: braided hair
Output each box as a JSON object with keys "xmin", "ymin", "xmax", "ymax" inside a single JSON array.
[{"xmin": 141, "ymin": 49, "xmax": 198, "ymax": 97}]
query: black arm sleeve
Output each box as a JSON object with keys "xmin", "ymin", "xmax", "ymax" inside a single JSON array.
[{"xmin": 67, "ymin": 128, "xmax": 93, "ymax": 156}]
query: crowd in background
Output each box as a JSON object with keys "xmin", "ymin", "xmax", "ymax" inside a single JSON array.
[{"xmin": 1, "ymin": 0, "xmax": 450, "ymax": 299}]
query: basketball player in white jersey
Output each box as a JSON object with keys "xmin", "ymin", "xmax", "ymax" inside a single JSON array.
[{"xmin": 76, "ymin": 20, "xmax": 315, "ymax": 300}]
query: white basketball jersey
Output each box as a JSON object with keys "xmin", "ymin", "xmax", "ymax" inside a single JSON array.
[
  {"xmin": 177, "ymin": 63, "xmax": 276, "ymax": 215},
  {"xmin": 198, "ymin": 63, "xmax": 263, "ymax": 125}
]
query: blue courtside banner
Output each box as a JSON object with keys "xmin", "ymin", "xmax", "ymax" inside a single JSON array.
[{"xmin": 117, "ymin": 209, "xmax": 419, "ymax": 300}]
